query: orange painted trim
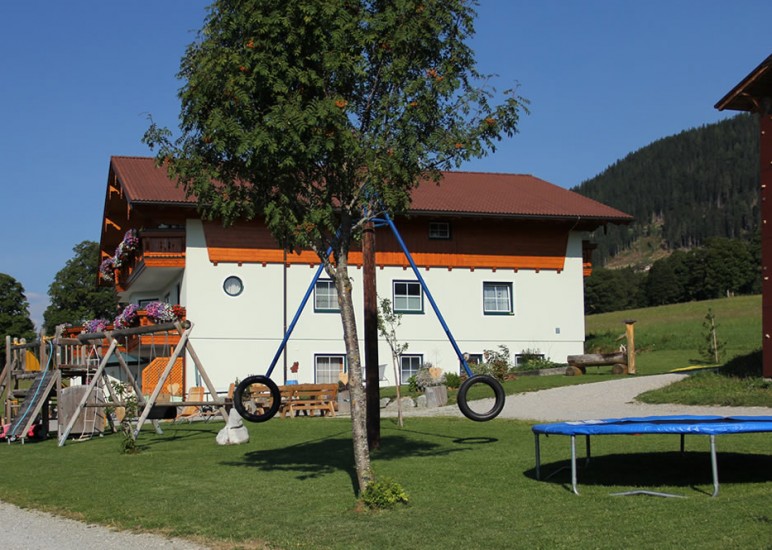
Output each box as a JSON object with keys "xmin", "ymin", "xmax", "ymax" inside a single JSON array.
[
  {"xmin": 203, "ymin": 220, "xmax": 569, "ymax": 271},
  {"xmin": 142, "ymin": 255, "xmax": 186, "ymax": 268},
  {"xmin": 207, "ymin": 247, "xmax": 565, "ymax": 271}
]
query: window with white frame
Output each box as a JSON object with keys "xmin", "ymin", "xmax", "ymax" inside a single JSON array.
[
  {"xmin": 393, "ymin": 280, "xmax": 423, "ymax": 313},
  {"xmin": 429, "ymin": 221, "xmax": 451, "ymax": 240},
  {"xmin": 399, "ymin": 354, "xmax": 423, "ymax": 383},
  {"xmin": 483, "ymin": 282, "xmax": 513, "ymax": 314},
  {"xmin": 314, "ymin": 354, "xmax": 346, "ymax": 384},
  {"xmin": 314, "ymin": 279, "xmax": 339, "ymax": 312}
]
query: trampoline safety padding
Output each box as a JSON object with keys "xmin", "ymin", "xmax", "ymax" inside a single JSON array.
[{"xmin": 531, "ymin": 415, "xmax": 772, "ymax": 497}]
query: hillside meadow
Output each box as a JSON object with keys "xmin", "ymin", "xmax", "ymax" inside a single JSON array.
[{"xmin": 584, "ymin": 294, "xmax": 762, "ymax": 375}]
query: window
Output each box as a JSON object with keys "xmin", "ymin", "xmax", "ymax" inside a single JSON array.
[
  {"xmin": 315, "ymin": 355, "xmax": 346, "ymax": 384},
  {"xmin": 399, "ymin": 354, "xmax": 423, "ymax": 383},
  {"xmin": 223, "ymin": 276, "xmax": 244, "ymax": 297},
  {"xmin": 393, "ymin": 280, "xmax": 423, "ymax": 313},
  {"xmin": 483, "ymin": 282, "xmax": 513, "ymax": 314},
  {"xmin": 429, "ymin": 221, "xmax": 451, "ymax": 240},
  {"xmin": 314, "ymin": 280, "xmax": 339, "ymax": 312}
]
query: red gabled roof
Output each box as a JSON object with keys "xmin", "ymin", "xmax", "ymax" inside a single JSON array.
[
  {"xmin": 410, "ymin": 171, "xmax": 631, "ymax": 222},
  {"xmin": 109, "ymin": 156, "xmax": 632, "ymax": 223},
  {"xmin": 111, "ymin": 156, "xmax": 192, "ymax": 204}
]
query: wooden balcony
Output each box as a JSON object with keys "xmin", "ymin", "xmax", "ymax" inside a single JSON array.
[{"xmin": 116, "ymin": 229, "xmax": 185, "ymax": 293}]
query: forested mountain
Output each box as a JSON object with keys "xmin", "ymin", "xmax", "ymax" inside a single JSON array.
[{"xmin": 574, "ymin": 114, "xmax": 759, "ymax": 266}]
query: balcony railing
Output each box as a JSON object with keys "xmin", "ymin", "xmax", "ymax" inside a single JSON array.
[{"xmin": 115, "ymin": 229, "xmax": 185, "ymax": 290}]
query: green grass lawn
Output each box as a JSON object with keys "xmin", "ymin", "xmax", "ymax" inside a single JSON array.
[
  {"xmin": 0, "ymin": 419, "xmax": 770, "ymax": 549},
  {"xmin": 1, "ymin": 295, "xmax": 769, "ymax": 548}
]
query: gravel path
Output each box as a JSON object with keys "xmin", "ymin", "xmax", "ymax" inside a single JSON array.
[
  {"xmin": 0, "ymin": 501, "xmax": 209, "ymax": 550},
  {"xmin": 3, "ymin": 373, "xmax": 770, "ymax": 549},
  {"xmin": 384, "ymin": 373, "xmax": 772, "ymax": 420}
]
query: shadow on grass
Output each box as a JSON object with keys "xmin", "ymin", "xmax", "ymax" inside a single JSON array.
[
  {"xmin": 137, "ymin": 423, "xmax": 222, "ymax": 447},
  {"xmin": 719, "ymin": 349, "xmax": 763, "ymax": 378},
  {"xmin": 221, "ymin": 432, "xmax": 479, "ymax": 492},
  {"xmin": 525, "ymin": 451, "xmax": 772, "ymax": 495}
]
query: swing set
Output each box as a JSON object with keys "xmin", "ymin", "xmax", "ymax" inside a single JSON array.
[
  {"xmin": 233, "ymin": 213, "xmax": 506, "ymax": 423},
  {"xmin": 56, "ymin": 319, "xmax": 228, "ymax": 446}
]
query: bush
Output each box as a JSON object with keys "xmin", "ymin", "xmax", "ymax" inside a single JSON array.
[
  {"xmin": 480, "ymin": 346, "xmax": 512, "ymax": 381},
  {"xmin": 444, "ymin": 372, "xmax": 461, "ymax": 388},
  {"xmin": 361, "ymin": 477, "xmax": 409, "ymax": 510},
  {"xmin": 515, "ymin": 357, "xmax": 559, "ymax": 372}
]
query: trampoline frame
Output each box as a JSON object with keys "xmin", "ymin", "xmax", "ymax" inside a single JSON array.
[{"xmin": 531, "ymin": 415, "xmax": 772, "ymax": 497}]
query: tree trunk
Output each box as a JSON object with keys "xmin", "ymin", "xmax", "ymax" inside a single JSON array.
[{"xmin": 333, "ymin": 253, "xmax": 374, "ymax": 494}]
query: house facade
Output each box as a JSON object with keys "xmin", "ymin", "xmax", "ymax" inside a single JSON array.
[{"xmin": 100, "ymin": 156, "xmax": 632, "ymax": 392}]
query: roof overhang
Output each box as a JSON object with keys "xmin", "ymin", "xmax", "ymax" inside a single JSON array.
[{"xmin": 715, "ymin": 54, "xmax": 772, "ymax": 112}]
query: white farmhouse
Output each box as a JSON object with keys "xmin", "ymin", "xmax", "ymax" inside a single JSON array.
[{"xmin": 99, "ymin": 156, "xmax": 631, "ymax": 392}]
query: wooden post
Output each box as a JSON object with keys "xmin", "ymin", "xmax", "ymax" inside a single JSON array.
[
  {"xmin": 363, "ymin": 220, "xmax": 380, "ymax": 450},
  {"xmin": 624, "ymin": 320, "xmax": 636, "ymax": 374}
]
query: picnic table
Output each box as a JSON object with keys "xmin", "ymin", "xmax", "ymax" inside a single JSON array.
[{"xmin": 279, "ymin": 383, "xmax": 338, "ymax": 418}]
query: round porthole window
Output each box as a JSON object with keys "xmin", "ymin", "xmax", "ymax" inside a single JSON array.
[{"xmin": 223, "ymin": 276, "xmax": 243, "ymax": 297}]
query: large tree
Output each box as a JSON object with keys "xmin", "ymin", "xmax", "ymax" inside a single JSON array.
[
  {"xmin": 144, "ymin": 0, "xmax": 525, "ymax": 493},
  {"xmin": 0, "ymin": 273, "xmax": 36, "ymax": 356},
  {"xmin": 43, "ymin": 241, "xmax": 118, "ymax": 334}
]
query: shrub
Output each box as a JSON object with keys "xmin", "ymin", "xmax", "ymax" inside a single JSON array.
[
  {"xmin": 444, "ymin": 372, "xmax": 461, "ymax": 388},
  {"xmin": 481, "ymin": 345, "xmax": 512, "ymax": 381},
  {"xmin": 515, "ymin": 357, "xmax": 559, "ymax": 372},
  {"xmin": 361, "ymin": 477, "xmax": 409, "ymax": 510}
]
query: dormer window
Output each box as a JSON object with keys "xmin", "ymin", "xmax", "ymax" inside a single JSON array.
[{"xmin": 429, "ymin": 221, "xmax": 451, "ymax": 240}]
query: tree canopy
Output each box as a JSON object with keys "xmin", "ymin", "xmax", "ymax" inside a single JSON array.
[
  {"xmin": 43, "ymin": 241, "xmax": 118, "ymax": 334},
  {"xmin": 144, "ymin": 0, "xmax": 526, "ymax": 495},
  {"xmin": 584, "ymin": 237, "xmax": 760, "ymax": 314},
  {"xmin": 0, "ymin": 273, "xmax": 35, "ymax": 354},
  {"xmin": 145, "ymin": 0, "xmax": 525, "ymax": 253}
]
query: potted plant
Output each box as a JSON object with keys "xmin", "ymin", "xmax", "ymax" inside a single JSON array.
[{"xmin": 414, "ymin": 363, "xmax": 448, "ymax": 408}]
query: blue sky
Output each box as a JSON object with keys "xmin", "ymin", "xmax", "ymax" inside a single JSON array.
[{"xmin": 1, "ymin": 1, "xmax": 770, "ymax": 329}]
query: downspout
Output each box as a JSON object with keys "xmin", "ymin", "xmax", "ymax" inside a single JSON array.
[{"xmin": 283, "ymin": 246, "xmax": 288, "ymax": 384}]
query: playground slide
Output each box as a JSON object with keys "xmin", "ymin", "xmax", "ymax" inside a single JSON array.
[{"xmin": 6, "ymin": 370, "xmax": 57, "ymax": 441}]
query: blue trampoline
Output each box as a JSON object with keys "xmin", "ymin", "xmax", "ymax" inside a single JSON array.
[{"xmin": 531, "ymin": 415, "xmax": 772, "ymax": 496}]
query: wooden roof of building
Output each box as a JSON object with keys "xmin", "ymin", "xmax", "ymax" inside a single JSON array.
[
  {"xmin": 109, "ymin": 156, "xmax": 631, "ymax": 224},
  {"xmin": 715, "ymin": 54, "xmax": 772, "ymax": 112}
]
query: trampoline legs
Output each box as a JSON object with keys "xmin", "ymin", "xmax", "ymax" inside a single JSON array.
[
  {"xmin": 571, "ymin": 435, "xmax": 580, "ymax": 495},
  {"xmin": 710, "ymin": 435, "xmax": 720, "ymax": 497},
  {"xmin": 534, "ymin": 433, "xmax": 541, "ymax": 480}
]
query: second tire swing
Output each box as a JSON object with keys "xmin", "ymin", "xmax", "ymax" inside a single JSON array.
[{"xmin": 456, "ymin": 374, "xmax": 506, "ymax": 422}]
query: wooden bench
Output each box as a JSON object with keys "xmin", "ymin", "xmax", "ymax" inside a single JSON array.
[
  {"xmin": 566, "ymin": 352, "xmax": 628, "ymax": 375},
  {"xmin": 279, "ymin": 383, "xmax": 338, "ymax": 418}
]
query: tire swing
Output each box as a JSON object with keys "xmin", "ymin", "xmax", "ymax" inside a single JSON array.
[
  {"xmin": 233, "ymin": 375, "xmax": 281, "ymax": 423},
  {"xmin": 456, "ymin": 375, "xmax": 506, "ymax": 422}
]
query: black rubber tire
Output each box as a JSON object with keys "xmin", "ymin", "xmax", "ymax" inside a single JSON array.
[
  {"xmin": 456, "ymin": 375, "xmax": 506, "ymax": 422},
  {"xmin": 233, "ymin": 375, "xmax": 281, "ymax": 423}
]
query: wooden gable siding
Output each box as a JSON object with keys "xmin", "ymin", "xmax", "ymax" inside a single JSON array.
[{"xmin": 203, "ymin": 218, "xmax": 569, "ymax": 271}]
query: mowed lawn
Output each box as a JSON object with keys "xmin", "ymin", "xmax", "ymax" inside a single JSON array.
[
  {"xmin": 0, "ymin": 417, "xmax": 770, "ymax": 549},
  {"xmin": 0, "ymin": 295, "xmax": 769, "ymax": 548}
]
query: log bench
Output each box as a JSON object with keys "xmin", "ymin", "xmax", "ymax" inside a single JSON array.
[
  {"xmin": 566, "ymin": 352, "xmax": 628, "ymax": 376},
  {"xmin": 279, "ymin": 383, "xmax": 338, "ymax": 418}
]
